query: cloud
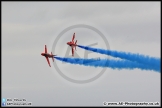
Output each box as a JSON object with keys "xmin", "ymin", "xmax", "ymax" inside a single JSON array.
[{"xmin": 61, "ymin": 2, "xmax": 160, "ymax": 24}]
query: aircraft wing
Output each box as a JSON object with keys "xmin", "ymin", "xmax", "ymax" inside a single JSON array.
[
  {"xmin": 72, "ymin": 33, "xmax": 75, "ymax": 42},
  {"xmin": 45, "ymin": 45, "xmax": 47, "ymax": 53},
  {"xmin": 71, "ymin": 47, "xmax": 74, "ymax": 56},
  {"xmin": 46, "ymin": 57, "xmax": 51, "ymax": 67}
]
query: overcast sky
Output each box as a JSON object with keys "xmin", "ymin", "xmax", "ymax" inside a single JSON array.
[{"xmin": 2, "ymin": 2, "xmax": 160, "ymax": 106}]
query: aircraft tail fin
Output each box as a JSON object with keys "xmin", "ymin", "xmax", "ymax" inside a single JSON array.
[
  {"xmin": 51, "ymin": 52, "xmax": 54, "ymax": 62},
  {"xmin": 75, "ymin": 40, "xmax": 77, "ymax": 50}
]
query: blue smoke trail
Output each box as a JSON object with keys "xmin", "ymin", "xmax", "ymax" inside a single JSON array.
[
  {"xmin": 54, "ymin": 56, "xmax": 160, "ymax": 72},
  {"xmin": 77, "ymin": 45, "xmax": 160, "ymax": 69}
]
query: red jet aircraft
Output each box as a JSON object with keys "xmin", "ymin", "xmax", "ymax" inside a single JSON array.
[
  {"xmin": 41, "ymin": 45, "xmax": 56, "ymax": 67},
  {"xmin": 67, "ymin": 33, "xmax": 77, "ymax": 56}
]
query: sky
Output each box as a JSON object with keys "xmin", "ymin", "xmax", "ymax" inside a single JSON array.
[{"xmin": 2, "ymin": 1, "xmax": 161, "ymax": 106}]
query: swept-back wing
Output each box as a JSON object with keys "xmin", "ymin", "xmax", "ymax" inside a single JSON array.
[
  {"xmin": 45, "ymin": 45, "xmax": 47, "ymax": 53},
  {"xmin": 46, "ymin": 57, "xmax": 51, "ymax": 67},
  {"xmin": 72, "ymin": 33, "xmax": 75, "ymax": 42}
]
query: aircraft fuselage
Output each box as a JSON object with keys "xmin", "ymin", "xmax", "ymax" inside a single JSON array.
[
  {"xmin": 67, "ymin": 42, "xmax": 77, "ymax": 47},
  {"xmin": 41, "ymin": 53, "xmax": 55, "ymax": 58}
]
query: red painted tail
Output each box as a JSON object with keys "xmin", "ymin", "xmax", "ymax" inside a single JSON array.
[
  {"xmin": 51, "ymin": 52, "xmax": 54, "ymax": 62},
  {"xmin": 75, "ymin": 40, "xmax": 77, "ymax": 50}
]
